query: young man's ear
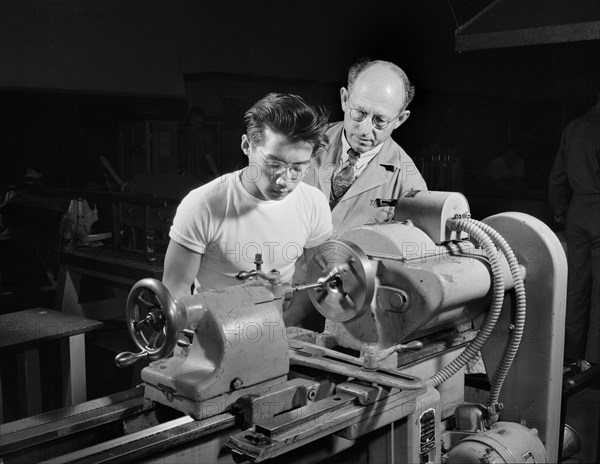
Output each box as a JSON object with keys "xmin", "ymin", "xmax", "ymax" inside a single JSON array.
[{"xmin": 240, "ymin": 134, "xmax": 251, "ymax": 155}]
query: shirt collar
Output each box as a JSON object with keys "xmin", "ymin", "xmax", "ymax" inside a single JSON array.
[{"xmin": 341, "ymin": 131, "xmax": 383, "ymax": 170}]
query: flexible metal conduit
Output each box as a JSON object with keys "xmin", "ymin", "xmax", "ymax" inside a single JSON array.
[
  {"xmin": 469, "ymin": 219, "xmax": 526, "ymax": 407},
  {"xmin": 428, "ymin": 219, "xmax": 505, "ymax": 388}
]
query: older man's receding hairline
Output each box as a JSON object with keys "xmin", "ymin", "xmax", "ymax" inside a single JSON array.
[
  {"xmin": 350, "ymin": 60, "xmax": 404, "ymax": 85},
  {"xmin": 348, "ymin": 59, "xmax": 414, "ymax": 111}
]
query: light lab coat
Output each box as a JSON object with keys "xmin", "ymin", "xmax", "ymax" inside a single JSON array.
[{"xmin": 303, "ymin": 121, "xmax": 428, "ymax": 238}]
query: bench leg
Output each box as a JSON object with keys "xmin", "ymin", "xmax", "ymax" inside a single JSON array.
[
  {"xmin": 61, "ymin": 334, "xmax": 87, "ymax": 405},
  {"xmin": 56, "ymin": 266, "xmax": 84, "ymax": 317},
  {"xmin": 17, "ymin": 349, "xmax": 42, "ymax": 416}
]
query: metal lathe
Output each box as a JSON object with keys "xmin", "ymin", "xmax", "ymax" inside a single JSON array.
[{"xmin": 1, "ymin": 190, "xmax": 568, "ymax": 464}]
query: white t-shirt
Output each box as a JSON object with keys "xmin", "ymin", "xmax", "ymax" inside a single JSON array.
[{"xmin": 170, "ymin": 170, "xmax": 332, "ymax": 291}]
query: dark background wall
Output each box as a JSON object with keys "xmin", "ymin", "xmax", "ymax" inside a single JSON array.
[{"xmin": 0, "ymin": 0, "xmax": 599, "ymax": 214}]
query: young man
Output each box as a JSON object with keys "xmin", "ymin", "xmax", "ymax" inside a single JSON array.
[{"xmin": 163, "ymin": 93, "xmax": 332, "ymax": 297}]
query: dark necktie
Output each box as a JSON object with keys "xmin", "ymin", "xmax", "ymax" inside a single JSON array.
[{"xmin": 331, "ymin": 148, "xmax": 360, "ymax": 200}]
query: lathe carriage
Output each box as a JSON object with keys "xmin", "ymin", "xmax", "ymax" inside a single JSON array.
[{"xmin": 0, "ymin": 191, "xmax": 568, "ymax": 464}]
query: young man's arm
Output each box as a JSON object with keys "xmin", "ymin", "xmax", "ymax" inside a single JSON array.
[
  {"xmin": 283, "ymin": 246, "xmax": 323, "ymax": 327},
  {"xmin": 162, "ymin": 240, "xmax": 203, "ymax": 297}
]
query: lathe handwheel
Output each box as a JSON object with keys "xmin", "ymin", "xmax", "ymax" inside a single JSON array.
[
  {"xmin": 125, "ymin": 278, "xmax": 186, "ymax": 361},
  {"xmin": 306, "ymin": 239, "xmax": 375, "ymax": 322}
]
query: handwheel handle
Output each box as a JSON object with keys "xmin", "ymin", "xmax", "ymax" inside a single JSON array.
[{"xmin": 115, "ymin": 350, "xmax": 149, "ymax": 367}]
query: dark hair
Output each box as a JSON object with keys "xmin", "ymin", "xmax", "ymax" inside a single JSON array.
[
  {"xmin": 347, "ymin": 57, "xmax": 416, "ymax": 111},
  {"xmin": 244, "ymin": 93, "xmax": 329, "ymax": 154}
]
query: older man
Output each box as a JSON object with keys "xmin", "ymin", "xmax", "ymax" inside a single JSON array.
[
  {"xmin": 303, "ymin": 57, "xmax": 427, "ymax": 238},
  {"xmin": 286, "ymin": 59, "xmax": 427, "ymax": 329}
]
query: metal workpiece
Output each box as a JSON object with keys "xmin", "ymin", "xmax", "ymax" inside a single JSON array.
[
  {"xmin": 306, "ymin": 239, "xmax": 376, "ymax": 323},
  {"xmin": 293, "ymin": 264, "xmax": 349, "ymax": 294}
]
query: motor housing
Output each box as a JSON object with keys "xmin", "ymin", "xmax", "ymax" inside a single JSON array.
[{"xmin": 443, "ymin": 421, "xmax": 547, "ymax": 463}]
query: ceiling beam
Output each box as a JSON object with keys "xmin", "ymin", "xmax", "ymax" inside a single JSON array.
[{"xmin": 455, "ymin": 0, "xmax": 600, "ymax": 51}]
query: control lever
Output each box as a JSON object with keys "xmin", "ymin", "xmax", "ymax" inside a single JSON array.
[{"xmin": 235, "ymin": 253, "xmax": 280, "ymax": 283}]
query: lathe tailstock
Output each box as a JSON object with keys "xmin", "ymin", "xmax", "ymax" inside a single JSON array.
[{"xmin": 0, "ymin": 191, "xmax": 568, "ymax": 464}]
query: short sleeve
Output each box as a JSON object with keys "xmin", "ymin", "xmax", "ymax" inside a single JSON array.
[
  {"xmin": 169, "ymin": 189, "xmax": 212, "ymax": 254},
  {"xmin": 304, "ymin": 189, "xmax": 333, "ymax": 249}
]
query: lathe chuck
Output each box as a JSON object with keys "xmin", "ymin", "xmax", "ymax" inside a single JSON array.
[{"xmin": 306, "ymin": 239, "xmax": 375, "ymax": 322}]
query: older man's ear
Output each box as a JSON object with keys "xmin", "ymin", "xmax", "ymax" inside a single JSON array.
[{"xmin": 395, "ymin": 110, "xmax": 410, "ymax": 129}]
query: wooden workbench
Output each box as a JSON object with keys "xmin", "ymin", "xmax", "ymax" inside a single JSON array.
[
  {"xmin": 0, "ymin": 308, "xmax": 103, "ymax": 421},
  {"xmin": 55, "ymin": 246, "xmax": 163, "ymax": 321}
]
